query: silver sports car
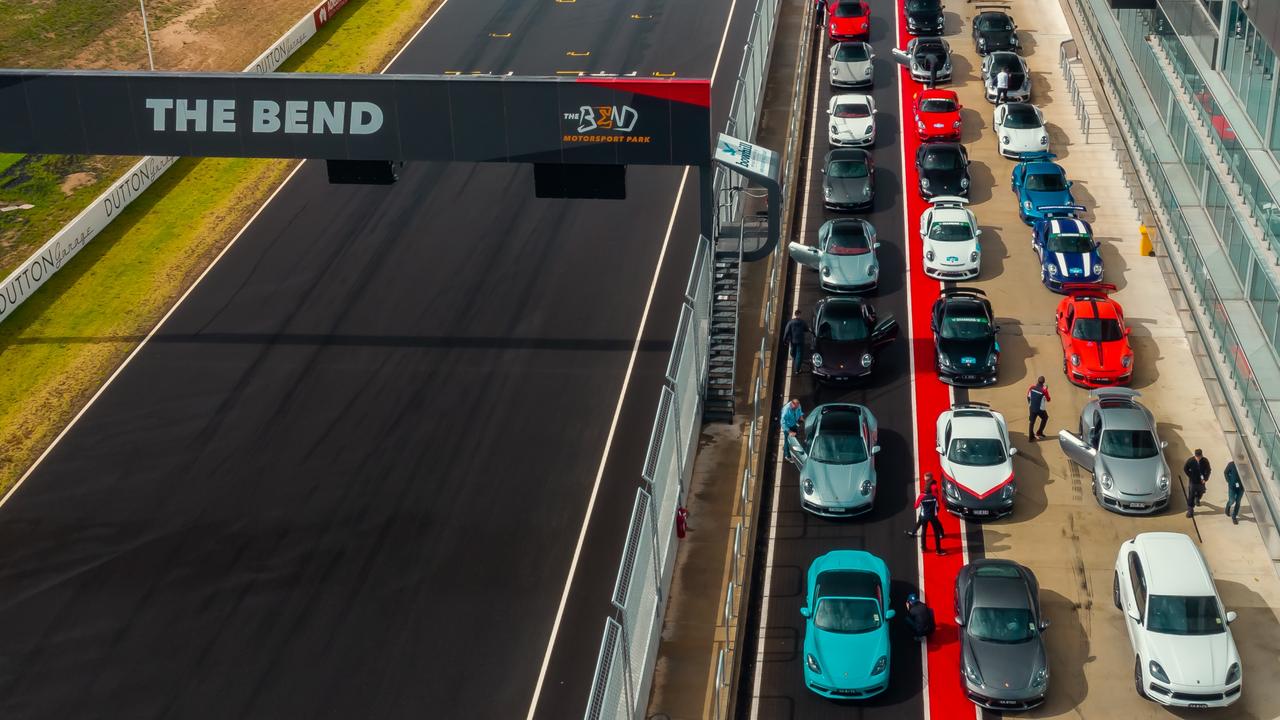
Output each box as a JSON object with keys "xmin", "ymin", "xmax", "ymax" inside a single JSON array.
[
  {"xmin": 785, "ymin": 403, "xmax": 880, "ymax": 517},
  {"xmin": 788, "ymin": 218, "xmax": 880, "ymax": 293},
  {"xmin": 956, "ymin": 559, "xmax": 1050, "ymax": 711},
  {"xmin": 829, "ymin": 41, "xmax": 875, "ymax": 88},
  {"xmin": 1058, "ymin": 388, "xmax": 1171, "ymax": 514}
]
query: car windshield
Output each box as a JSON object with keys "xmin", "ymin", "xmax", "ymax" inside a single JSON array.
[
  {"xmin": 907, "ymin": 0, "xmax": 941, "ymax": 10},
  {"xmin": 828, "ymin": 159, "xmax": 869, "ymax": 178},
  {"xmin": 1099, "ymin": 429, "xmax": 1160, "ymax": 459},
  {"xmin": 828, "ymin": 225, "xmax": 872, "ymax": 255},
  {"xmin": 940, "ymin": 308, "xmax": 991, "ymax": 340},
  {"xmin": 1146, "ymin": 595, "xmax": 1226, "ymax": 636},
  {"xmin": 834, "ymin": 43, "xmax": 870, "ymax": 61},
  {"xmin": 1024, "ymin": 172, "xmax": 1067, "ymax": 192},
  {"xmin": 1071, "ymin": 317, "xmax": 1123, "ymax": 341},
  {"xmin": 1004, "ymin": 105, "xmax": 1041, "ymax": 129},
  {"xmin": 810, "ymin": 430, "xmax": 869, "ymax": 464},
  {"xmin": 815, "ymin": 597, "xmax": 882, "ymax": 633},
  {"xmin": 833, "ymin": 2, "xmax": 865, "ymax": 18},
  {"xmin": 968, "ymin": 607, "xmax": 1035, "ymax": 643},
  {"xmin": 920, "ymin": 97, "xmax": 957, "ymax": 113},
  {"xmin": 818, "ymin": 305, "xmax": 871, "ymax": 341},
  {"xmin": 1046, "ymin": 233, "xmax": 1093, "ymax": 253},
  {"xmin": 948, "ymin": 437, "xmax": 1006, "ymax": 466},
  {"xmin": 929, "ymin": 221, "xmax": 974, "ymax": 241},
  {"xmin": 834, "ymin": 102, "xmax": 871, "ymax": 118},
  {"xmin": 921, "ymin": 149, "xmax": 962, "ymax": 170},
  {"xmin": 978, "ymin": 15, "xmax": 1013, "ymax": 31}
]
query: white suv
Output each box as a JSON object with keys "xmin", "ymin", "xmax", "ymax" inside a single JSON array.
[
  {"xmin": 1114, "ymin": 532, "xmax": 1241, "ymax": 708},
  {"xmin": 921, "ymin": 196, "xmax": 981, "ymax": 280}
]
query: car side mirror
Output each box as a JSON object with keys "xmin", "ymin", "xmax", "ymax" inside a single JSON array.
[
  {"xmin": 1039, "ymin": 620, "xmax": 1051, "ymax": 630},
  {"xmin": 958, "ymin": 104, "xmax": 964, "ymax": 110},
  {"xmin": 872, "ymin": 445, "xmax": 881, "ymax": 454},
  {"xmin": 1160, "ymin": 440, "xmax": 1169, "ymax": 449},
  {"xmin": 936, "ymin": 445, "xmax": 945, "ymax": 454},
  {"xmin": 1226, "ymin": 610, "xmax": 1238, "ymax": 624},
  {"xmin": 800, "ymin": 607, "xmax": 812, "ymax": 618},
  {"xmin": 976, "ymin": 229, "xmax": 983, "ymax": 236},
  {"xmin": 1009, "ymin": 447, "xmax": 1018, "ymax": 456},
  {"xmin": 826, "ymin": 108, "xmax": 833, "ymax": 115},
  {"xmin": 1127, "ymin": 605, "xmax": 1142, "ymax": 623},
  {"xmin": 1067, "ymin": 180, "xmax": 1074, "ymax": 187},
  {"xmin": 874, "ymin": 241, "xmax": 882, "ymax": 249},
  {"xmin": 820, "ymin": 168, "xmax": 827, "ymax": 174},
  {"xmin": 955, "ymin": 614, "xmax": 965, "ymax": 626},
  {"xmin": 1124, "ymin": 327, "xmax": 1131, "ymax": 336}
]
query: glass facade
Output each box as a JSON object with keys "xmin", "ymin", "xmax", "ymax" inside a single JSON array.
[{"xmin": 1222, "ymin": 1, "xmax": 1277, "ymax": 151}]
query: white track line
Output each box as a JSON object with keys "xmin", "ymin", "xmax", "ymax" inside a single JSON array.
[
  {"xmin": 523, "ymin": 1, "xmax": 740, "ymax": 717},
  {"xmin": 0, "ymin": 0, "xmax": 457, "ymax": 511},
  {"xmin": 747, "ymin": 17, "xmax": 823, "ymax": 718}
]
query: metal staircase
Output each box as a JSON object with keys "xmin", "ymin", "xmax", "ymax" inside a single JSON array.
[{"xmin": 704, "ymin": 214, "xmax": 768, "ymax": 423}]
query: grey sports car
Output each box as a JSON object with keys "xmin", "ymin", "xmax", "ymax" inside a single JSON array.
[
  {"xmin": 829, "ymin": 41, "xmax": 875, "ymax": 88},
  {"xmin": 785, "ymin": 403, "xmax": 880, "ymax": 517},
  {"xmin": 1058, "ymin": 388, "xmax": 1171, "ymax": 514},
  {"xmin": 823, "ymin": 148, "xmax": 874, "ymax": 211},
  {"xmin": 956, "ymin": 559, "xmax": 1050, "ymax": 711},
  {"xmin": 788, "ymin": 218, "xmax": 880, "ymax": 293},
  {"xmin": 981, "ymin": 51, "xmax": 1031, "ymax": 104}
]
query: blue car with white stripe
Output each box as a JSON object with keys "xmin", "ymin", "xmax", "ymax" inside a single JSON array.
[
  {"xmin": 1032, "ymin": 207, "xmax": 1102, "ymax": 291},
  {"xmin": 1010, "ymin": 153, "xmax": 1076, "ymax": 225}
]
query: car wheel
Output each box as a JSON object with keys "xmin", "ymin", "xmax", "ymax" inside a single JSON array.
[
  {"xmin": 1112, "ymin": 572, "xmax": 1121, "ymax": 609},
  {"xmin": 1134, "ymin": 656, "xmax": 1149, "ymax": 700}
]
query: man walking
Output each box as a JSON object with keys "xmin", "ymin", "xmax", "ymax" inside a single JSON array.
[
  {"xmin": 995, "ymin": 67, "xmax": 1011, "ymax": 104},
  {"xmin": 1225, "ymin": 459, "xmax": 1245, "ymax": 524},
  {"xmin": 815, "ymin": 0, "xmax": 827, "ymax": 30},
  {"xmin": 781, "ymin": 398, "xmax": 805, "ymax": 460},
  {"xmin": 1184, "ymin": 448, "xmax": 1210, "ymax": 517},
  {"xmin": 783, "ymin": 310, "xmax": 810, "ymax": 375},
  {"xmin": 1027, "ymin": 376, "xmax": 1051, "ymax": 440},
  {"xmin": 904, "ymin": 594, "xmax": 936, "ymax": 641},
  {"xmin": 905, "ymin": 473, "xmax": 947, "ymax": 555}
]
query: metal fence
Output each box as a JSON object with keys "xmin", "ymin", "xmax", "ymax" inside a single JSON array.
[{"xmin": 582, "ymin": 0, "xmax": 784, "ymax": 715}]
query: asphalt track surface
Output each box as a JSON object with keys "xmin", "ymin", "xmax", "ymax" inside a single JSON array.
[
  {"xmin": 0, "ymin": 2, "xmax": 755, "ymax": 719},
  {"xmin": 737, "ymin": 3, "xmax": 929, "ymax": 718}
]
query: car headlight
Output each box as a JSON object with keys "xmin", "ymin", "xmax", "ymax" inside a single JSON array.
[
  {"xmin": 1032, "ymin": 667, "xmax": 1049, "ymax": 686},
  {"xmin": 970, "ymin": 250, "xmax": 979, "ymax": 262},
  {"xmin": 960, "ymin": 176, "xmax": 969, "ymax": 188},
  {"xmin": 807, "ymin": 653, "xmax": 822, "ymax": 674},
  {"xmin": 865, "ymin": 124, "xmax": 874, "ymax": 135},
  {"xmin": 1226, "ymin": 662, "xmax": 1241, "ymax": 685},
  {"xmin": 1093, "ymin": 262, "xmax": 1104, "ymax": 276},
  {"xmin": 1100, "ymin": 472, "xmax": 1114, "ymax": 490},
  {"xmin": 944, "ymin": 480, "xmax": 960, "ymax": 500},
  {"xmin": 860, "ymin": 479, "xmax": 873, "ymax": 495},
  {"xmin": 965, "ymin": 662, "xmax": 983, "ymax": 686},
  {"xmin": 1040, "ymin": 134, "xmax": 1049, "ymax": 145},
  {"xmin": 1121, "ymin": 354, "xmax": 1132, "ymax": 368},
  {"xmin": 867, "ymin": 263, "xmax": 878, "ymax": 277},
  {"xmin": 1149, "ymin": 660, "xmax": 1170, "ymax": 684},
  {"xmin": 861, "ymin": 352, "xmax": 874, "ymax": 368},
  {"xmin": 802, "ymin": 478, "xmax": 815, "ymax": 495},
  {"xmin": 1158, "ymin": 473, "xmax": 1170, "ymax": 492},
  {"xmin": 1001, "ymin": 482, "xmax": 1016, "ymax": 500},
  {"xmin": 1024, "ymin": 200, "xmax": 1033, "ymax": 210},
  {"xmin": 921, "ymin": 177, "xmax": 931, "ymax": 188},
  {"xmin": 1002, "ymin": 135, "xmax": 1010, "ymax": 145},
  {"xmin": 864, "ymin": 65, "xmax": 873, "ymax": 76},
  {"xmin": 953, "ymin": 120, "xmax": 961, "ymax": 129},
  {"xmin": 979, "ymin": 38, "xmax": 987, "ymax": 47},
  {"xmin": 872, "ymin": 655, "xmax": 888, "ymax": 675},
  {"xmin": 821, "ymin": 265, "xmax": 831, "ymax": 277},
  {"xmin": 831, "ymin": 124, "xmax": 839, "ymax": 137},
  {"xmin": 812, "ymin": 353, "xmax": 824, "ymax": 368},
  {"xmin": 831, "ymin": 65, "xmax": 839, "ymax": 76},
  {"xmin": 863, "ymin": 184, "xmax": 872, "ymax": 197},
  {"xmin": 1046, "ymin": 263, "xmax": 1058, "ymax": 276},
  {"xmin": 987, "ymin": 352, "xmax": 998, "ymax": 367},
  {"xmin": 938, "ymin": 354, "xmax": 953, "ymax": 369},
  {"xmin": 925, "ymin": 249, "xmax": 935, "ymax": 261},
  {"xmin": 1070, "ymin": 353, "xmax": 1080, "ymax": 366},
  {"xmin": 917, "ymin": 120, "xmax": 926, "ymax": 130}
]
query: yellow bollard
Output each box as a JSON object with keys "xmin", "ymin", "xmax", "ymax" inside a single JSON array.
[{"xmin": 1139, "ymin": 224, "xmax": 1154, "ymax": 257}]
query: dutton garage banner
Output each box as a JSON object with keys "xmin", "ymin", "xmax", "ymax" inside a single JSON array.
[{"xmin": 0, "ymin": 71, "xmax": 713, "ymax": 166}]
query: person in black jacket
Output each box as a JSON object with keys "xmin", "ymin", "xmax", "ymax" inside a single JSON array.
[
  {"xmin": 783, "ymin": 310, "xmax": 810, "ymax": 375},
  {"xmin": 904, "ymin": 593, "xmax": 935, "ymax": 641},
  {"xmin": 905, "ymin": 473, "xmax": 946, "ymax": 555},
  {"xmin": 1184, "ymin": 448, "xmax": 1210, "ymax": 517}
]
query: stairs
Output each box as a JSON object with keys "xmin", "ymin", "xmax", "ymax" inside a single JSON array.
[{"xmin": 703, "ymin": 245, "xmax": 742, "ymax": 423}]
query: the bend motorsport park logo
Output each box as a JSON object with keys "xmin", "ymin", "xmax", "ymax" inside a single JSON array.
[{"xmin": 562, "ymin": 105, "xmax": 651, "ymax": 144}]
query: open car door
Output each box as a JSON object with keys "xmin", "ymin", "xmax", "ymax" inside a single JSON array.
[
  {"xmin": 871, "ymin": 316, "xmax": 899, "ymax": 348},
  {"xmin": 1057, "ymin": 430, "xmax": 1096, "ymax": 472},
  {"xmin": 788, "ymin": 242, "xmax": 822, "ymax": 270},
  {"xmin": 891, "ymin": 48, "xmax": 913, "ymax": 68}
]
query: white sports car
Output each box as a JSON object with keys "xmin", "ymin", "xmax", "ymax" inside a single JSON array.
[
  {"xmin": 828, "ymin": 93, "xmax": 876, "ymax": 148},
  {"xmin": 920, "ymin": 196, "xmax": 982, "ymax": 280},
  {"xmin": 994, "ymin": 102, "xmax": 1049, "ymax": 159},
  {"xmin": 936, "ymin": 403, "xmax": 1017, "ymax": 518}
]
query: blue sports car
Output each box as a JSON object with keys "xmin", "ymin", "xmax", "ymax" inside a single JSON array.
[
  {"xmin": 1010, "ymin": 155, "xmax": 1076, "ymax": 225},
  {"xmin": 1032, "ymin": 207, "xmax": 1102, "ymax": 291},
  {"xmin": 801, "ymin": 550, "xmax": 895, "ymax": 699}
]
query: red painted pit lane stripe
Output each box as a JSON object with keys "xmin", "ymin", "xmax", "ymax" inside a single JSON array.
[{"xmin": 894, "ymin": 3, "xmax": 971, "ymax": 719}]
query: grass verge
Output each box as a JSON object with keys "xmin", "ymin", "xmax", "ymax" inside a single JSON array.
[{"xmin": 0, "ymin": 0, "xmax": 441, "ymax": 493}]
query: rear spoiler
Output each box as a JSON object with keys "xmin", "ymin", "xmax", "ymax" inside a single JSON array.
[
  {"xmin": 1039, "ymin": 204, "xmax": 1086, "ymax": 217},
  {"xmin": 1061, "ymin": 282, "xmax": 1116, "ymax": 297},
  {"xmin": 929, "ymin": 195, "xmax": 969, "ymax": 207},
  {"xmin": 950, "ymin": 401, "xmax": 992, "ymax": 410},
  {"xmin": 1015, "ymin": 151, "xmax": 1057, "ymax": 163},
  {"xmin": 1089, "ymin": 388, "xmax": 1141, "ymax": 400},
  {"xmin": 940, "ymin": 286, "xmax": 986, "ymax": 297}
]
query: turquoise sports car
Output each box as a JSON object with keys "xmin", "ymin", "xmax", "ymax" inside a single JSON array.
[{"xmin": 801, "ymin": 550, "xmax": 895, "ymax": 699}]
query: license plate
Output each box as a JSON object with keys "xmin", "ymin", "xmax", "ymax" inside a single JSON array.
[
  {"xmin": 971, "ymin": 509, "xmax": 991, "ymax": 516},
  {"xmin": 1189, "ymin": 704, "xmax": 1208, "ymax": 708},
  {"xmin": 1130, "ymin": 503, "xmax": 1147, "ymax": 509}
]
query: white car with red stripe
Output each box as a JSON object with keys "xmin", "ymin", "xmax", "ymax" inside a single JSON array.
[{"xmin": 935, "ymin": 403, "xmax": 1017, "ymax": 518}]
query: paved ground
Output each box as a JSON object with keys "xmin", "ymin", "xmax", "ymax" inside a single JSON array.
[{"xmin": 0, "ymin": 2, "xmax": 757, "ymax": 719}]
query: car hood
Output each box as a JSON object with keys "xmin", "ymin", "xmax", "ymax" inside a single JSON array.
[
  {"xmin": 808, "ymin": 623, "xmax": 889, "ymax": 686},
  {"xmin": 831, "ymin": 17, "xmax": 867, "ymax": 32},
  {"xmin": 1025, "ymin": 188, "xmax": 1073, "ymax": 209},
  {"xmin": 1096, "ymin": 454, "xmax": 1167, "ymax": 496},
  {"xmin": 979, "ymin": 30, "xmax": 1016, "ymax": 48},
  {"xmin": 816, "ymin": 336, "xmax": 874, "ymax": 369},
  {"xmin": 920, "ymin": 112, "xmax": 960, "ymax": 132},
  {"xmin": 820, "ymin": 252, "xmax": 877, "ymax": 287},
  {"xmin": 1145, "ymin": 629, "xmax": 1238, "ymax": 687},
  {"xmin": 945, "ymin": 459, "xmax": 1012, "ymax": 497},
  {"xmin": 921, "ymin": 168, "xmax": 966, "ymax": 195},
  {"xmin": 826, "ymin": 175, "xmax": 871, "ymax": 204},
  {"xmin": 939, "ymin": 337, "xmax": 996, "ymax": 367},
  {"xmin": 1044, "ymin": 250, "xmax": 1099, "ymax": 280},
  {"xmin": 1001, "ymin": 126, "xmax": 1047, "ymax": 150},
  {"xmin": 925, "ymin": 237, "xmax": 977, "ymax": 263},
  {"xmin": 1070, "ymin": 338, "xmax": 1128, "ymax": 373},
  {"xmin": 832, "ymin": 60, "xmax": 872, "ymax": 82},
  {"xmin": 964, "ymin": 634, "xmax": 1046, "ymax": 691},
  {"xmin": 804, "ymin": 455, "xmax": 874, "ymax": 506},
  {"xmin": 832, "ymin": 116, "xmax": 874, "ymax": 139}
]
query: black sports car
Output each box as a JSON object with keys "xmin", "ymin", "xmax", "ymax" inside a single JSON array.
[
  {"xmin": 931, "ymin": 287, "xmax": 1000, "ymax": 386},
  {"xmin": 972, "ymin": 10, "xmax": 1019, "ymax": 55},
  {"xmin": 811, "ymin": 297, "xmax": 899, "ymax": 382},
  {"xmin": 823, "ymin": 148, "xmax": 875, "ymax": 211},
  {"xmin": 916, "ymin": 143, "xmax": 970, "ymax": 199},
  {"xmin": 905, "ymin": 0, "xmax": 944, "ymax": 35},
  {"xmin": 955, "ymin": 560, "xmax": 1050, "ymax": 710}
]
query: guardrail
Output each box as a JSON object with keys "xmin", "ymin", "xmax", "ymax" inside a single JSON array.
[{"xmin": 0, "ymin": 0, "xmax": 356, "ymax": 325}]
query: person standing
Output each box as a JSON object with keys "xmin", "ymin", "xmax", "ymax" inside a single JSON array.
[
  {"xmin": 1225, "ymin": 459, "xmax": 1245, "ymax": 524},
  {"xmin": 781, "ymin": 398, "xmax": 805, "ymax": 460},
  {"xmin": 904, "ymin": 594, "xmax": 936, "ymax": 641},
  {"xmin": 1027, "ymin": 376, "xmax": 1051, "ymax": 440},
  {"xmin": 815, "ymin": 0, "xmax": 827, "ymax": 31},
  {"xmin": 996, "ymin": 67, "xmax": 1011, "ymax": 104},
  {"xmin": 783, "ymin": 310, "xmax": 810, "ymax": 375},
  {"xmin": 1184, "ymin": 448, "xmax": 1210, "ymax": 517},
  {"xmin": 905, "ymin": 473, "xmax": 947, "ymax": 555}
]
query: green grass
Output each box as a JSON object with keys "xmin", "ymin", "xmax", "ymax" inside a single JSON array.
[
  {"xmin": 0, "ymin": 0, "xmax": 442, "ymax": 491},
  {"xmin": 0, "ymin": 154, "xmax": 23, "ymax": 176},
  {"xmin": 0, "ymin": 0, "xmax": 139, "ymax": 69}
]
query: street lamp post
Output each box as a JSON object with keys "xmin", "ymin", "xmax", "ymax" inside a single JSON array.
[{"xmin": 139, "ymin": 0, "xmax": 155, "ymax": 70}]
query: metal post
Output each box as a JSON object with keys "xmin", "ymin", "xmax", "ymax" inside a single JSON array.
[
  {"xmin": 699, "ymin": 163, "xmax": 715, "ymax": 241},
  {"xmin": 139, "ymin": 0, "xmax": 156, "ymax": 71}
]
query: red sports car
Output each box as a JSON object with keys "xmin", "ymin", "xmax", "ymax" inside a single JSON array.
[
  {"xmin": 1054, "ymin": 283, "xmax": 1134, "ymax": 388},
  {"xmin": 827, "ymin": 0, "xmax": 870, "ymax": 42},
  {"xmin": 913, "ymin": 89, "xmax": 962, "ymax": 142}
]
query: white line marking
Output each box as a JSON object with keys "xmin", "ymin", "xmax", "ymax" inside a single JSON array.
[
  {"xmin": 747, "ymin": 17, "xmax": 822, "ymax": 719},
  {"xmin": 0, "ymin": 0, "xmax": 457, "ymax": 511},
  {"xmin": 524, "ymin": 0, "xmax": 740, "ymax": 716}
]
